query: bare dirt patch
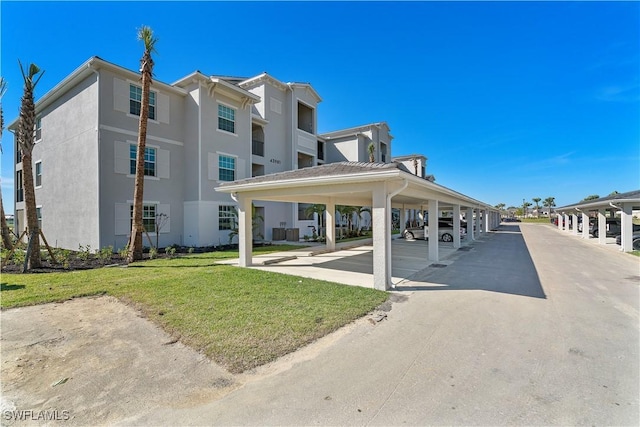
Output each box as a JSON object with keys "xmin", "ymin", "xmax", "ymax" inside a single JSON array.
[{"xmin": 0, "ymin": 296, "xmax": 237, "ymax": 426}]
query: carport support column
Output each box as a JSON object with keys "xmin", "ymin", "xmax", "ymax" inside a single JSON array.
[
  {"xmin": 237, "ymin": 194, "xmax": 253, "ymax": 267},
  {"xmin": 581, "ymin": 212, "xmax": 589, "ymax": 239},
  {"xmin": 571, "ymin": 213, "xmax": 579, "ymax": 235},
  {"xmin": 372, "ymin": 185, "xmax": 391, "ymax": 290},
  {"xmin": 452, "ymin": 204, "xmax": 461, "ymax": 249},
  {"xmin": 557, "ymin": 214, "xmax": 563, "ymax": 230},
  {"xmin": 475, "ymin": 209, "xmax": 482, "ymax": 237},
  {"xmin": 564, "ymin": 213, "xmax": 570, "ymax": 232},
  {"xmin": 325, "ymin": 198, "xmax": 336, "ymax": 252},
  {"xmin": 597, "ymin": 209, "xmax": 607, "ymax": 244},
  {"xmin": 467, "ymin": 207, "xmax": 475, "ymax": 240},
  {"xmin": 483, "ymin": 209, "xmax": 489, "ymax": 233},
  {"xmin": 620, "ymin": 203, "xmax": 633, "ymax": 252},
  {"xmin": 428, "ymin": 199, "xmax": 439, "ymax": 262}
]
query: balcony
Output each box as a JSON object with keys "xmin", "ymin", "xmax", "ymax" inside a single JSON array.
[{"xmin": 252, "ymin": 139, "xmax": 264, "ymax": 157}]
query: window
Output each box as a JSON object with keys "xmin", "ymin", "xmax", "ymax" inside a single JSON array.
[
  {"xmin": 36, "ymin": 207, "xmax": 42, "ymax": 229},
  {"xmin": 16, "ymin": 146, "xmax": 22, "ymax": 164},
  {"xmin": 218, "ymin": 155, "xmax": 235, "ymax": 181},
  {"xmin": 219, "ymin": 205, "xmax": 236, "ymax": 230},
  {"xmin": 298, "ymin": 203, "xmax": 314, "ymax": 220},
  {"xmin": 130, "ymin": 204, "xmax": 156, "ymax": 233},
  {"xmin": 129, "ymin": 84, "xmax": 156, "ymax": 120},
  {"xmin": 16, "ymin": 170, "xmax": 24, "ymax": 202},
  {"xmin": 218, "ymin": 104, "xmax": 235, "ymax": 133},
  {"xmin": 297, "ymin": 102, "xmax": 314, "ymax": 134},
  {"xmin": 130, "ymin": 144, "xmax": 156, "ymax": 176},
  {"xmin": 35, "ymin": 161, "xmax": 42, "ymax": 187},
  {"xmin": 35, "ymin": 117, "xmax": 42, "ymax": 141}
]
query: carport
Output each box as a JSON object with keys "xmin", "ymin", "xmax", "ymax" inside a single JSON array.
[
  {"xmin": 556, "ymin": 190, "xmax": 640, "ymax": 252},
  {"xmin": 216, "ymin": 162, "xmax": 499, "ymax": 290}
]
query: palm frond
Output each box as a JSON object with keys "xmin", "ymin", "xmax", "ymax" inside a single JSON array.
[{"xmin": 137, "ymin": 25, "xmax": 158, "ymax": 54}]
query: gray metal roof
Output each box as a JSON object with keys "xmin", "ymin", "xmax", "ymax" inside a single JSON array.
[
  {"xmin": 219, "ymin": 161, "xmax": 412, "ymax": 188},
  {"xmin": 557, "ymin": 189, "xmax": 640, "ymax": 211}
]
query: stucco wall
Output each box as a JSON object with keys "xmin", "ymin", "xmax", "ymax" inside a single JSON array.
[{"xmin": 28, "ymin": 73, "xmax": 100, "ymax": 250}]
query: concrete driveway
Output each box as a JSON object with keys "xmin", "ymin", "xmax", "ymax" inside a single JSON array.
[
  {"xmin": 2, "ymin": 223, "xmax": 638, "ymax": 426},
  {"xmin": 139, "ymin": 223, "xmax": 639, "ymax": 425}
]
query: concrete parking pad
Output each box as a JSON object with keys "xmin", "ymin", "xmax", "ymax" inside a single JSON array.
[{"xmin": 218, "ymin": 236, "xmax": 478, "ymax": 288}]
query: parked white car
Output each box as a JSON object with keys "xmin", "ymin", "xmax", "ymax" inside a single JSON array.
[{"xmin": 402, "ymin": 220, "xmax": 466, "ymax": 242}]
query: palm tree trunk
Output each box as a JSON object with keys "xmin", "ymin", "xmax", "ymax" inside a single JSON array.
[
  {"xmin": 22, "ymin": 151, "xmax": 41, "ymax": 268},
  {"xmin": 127, "ymin": 81, "xmax": 150, "ymax": 262},
  {"xmin": 127, "ymin": 29, "xmax": 155, "ymax": 262}
]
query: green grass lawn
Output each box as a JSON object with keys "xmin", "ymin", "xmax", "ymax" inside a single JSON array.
[{"xmin": 1, "ymin": 245, "xmax": 388, "ymax": 373}]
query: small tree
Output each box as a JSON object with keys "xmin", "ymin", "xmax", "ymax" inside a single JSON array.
[
  {"xmin": 532, "ymin": 197, "xmax": 541, "ymax": 218},
  {"xmin": 367, "ymin": 142, "xmax": 375, "ymax": 162},
  {"xmin": 154, "ymin": 213, "xmax": 169, "ymax": 249},
  {"xmin": 543, "ymin": 197, "xmax": 556, "ymax": 217},
  {"xmin": 304, "ymin": 204, "xmax": 326, "ymax": 237},
  {"xmin": 228, "ymin": 204, "xmax": 264, "ymax": 244}
]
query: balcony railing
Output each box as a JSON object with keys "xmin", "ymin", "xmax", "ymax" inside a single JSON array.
[{"xmin": 252, "ymin": 139, "xmax": 264, "ymax": 157}]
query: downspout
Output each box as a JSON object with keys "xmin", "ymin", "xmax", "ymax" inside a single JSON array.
[
  {"xmin": 198, "ymin": 81, "xmax": 202, "ymax": 201},
  {"xmin": 88, "ymin": 62, "xmax": 101, "ymax": 249},
  {"xmin": 388, "ymin": 179, "xmax": 408, "ymax": 289}
]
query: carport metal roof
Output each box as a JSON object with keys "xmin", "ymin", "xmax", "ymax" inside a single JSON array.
[
  {"xmin": 216, "ymin": 161, "xmax": 499, "ymax": 290},
  {"xmin": 556, "ymin": 189, "xmax": 640, "ymax": 252},
  {"xmin": 556, "ymin": 190, "xmax": 640, "ymax": 211},
  {"xmin": 218, "ymin": 161, "xmax": 495, "ymax": 210}
]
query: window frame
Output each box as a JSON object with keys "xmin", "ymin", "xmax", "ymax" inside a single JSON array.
[
  {"xmin": 219, "ymin": 205, "xmax": 236, "ymax": 231},
  {"xmin": 36, "ymin": 206, "xmax": 42, "ymax": 229},
  {"xmin": 35, "ymin": 117, "xmax": 42, "ymax": 142},
  {"xmin": 16, "ymin": 170, "xmax": 24, "ymax": 203},
  {"xmin": 130, "ymin": 203, "xmax": 157, "ymax": 233},
  {"xmin": 35, "ymin": 161, "xmax": 42, "ymax": 187},
  {"xmin": 129, "ymin": 83, "xmax": 157, "ymax": 121},
  {"xmin": 130, "ymin": 144, "xmax": 157, "ymax": 177},
  {"xmin": 218, "ymin": 155, "xmax": 236, "ymax": 182},
  {"xmin": 217, "ymin": 104, "xmax": 236, "ymax": 134}
]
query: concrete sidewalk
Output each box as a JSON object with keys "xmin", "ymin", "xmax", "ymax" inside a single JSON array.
[{"xmin": 127, "ymin": 223, "xmax": 639, "ymax": 426}]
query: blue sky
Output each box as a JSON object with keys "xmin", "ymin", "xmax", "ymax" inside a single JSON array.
[{"xmin": 1, "ymin": 1, "xmax": 638, "ymax": 214}]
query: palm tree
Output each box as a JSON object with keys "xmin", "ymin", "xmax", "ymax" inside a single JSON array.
[
  {"xmin": 0, "ymin": 77, "xmax": 12, "ymax": 250},
  {"xmin": 128, "ymin": 26, "xmax": 158, "ymax": 262},
  {"xmin": 522, "ymin": 202, "xmax": 532, "ymax": 218},
  {"xmin": 17, "ymin": 62, "xmax": 45, "ymax": 269},
  {"xmin": 367, "ymin": 142, "xmax": 375, "ymax": 162},
  {"xmin": 543, "ymin": 197, "xmax": 556, "ymax": 217},
  {"xmin": 304, "ymin": 204, "xmax": 326, "ymax": 237},
  {"xmin": 532, "ymin": 197, "xmax": 541, "ymax": 218}
]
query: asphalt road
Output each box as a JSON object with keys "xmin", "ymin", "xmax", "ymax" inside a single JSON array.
[{"xmin": 130, "ymin": 223, "xmax": 639, "ymax": 426}]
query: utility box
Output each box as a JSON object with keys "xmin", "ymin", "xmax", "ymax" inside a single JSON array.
[
  {"xmin": 286, "ymin": 228, "xmax": 299, "ymax": 242},
  {"xmin": 272, "ymin": 228, "xmax": 286, "ymax": 241}
]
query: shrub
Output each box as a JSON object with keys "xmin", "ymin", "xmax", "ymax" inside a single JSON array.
[{"xmin": 149, "ymin": 247, "xmax": 158, "ymax": 259}]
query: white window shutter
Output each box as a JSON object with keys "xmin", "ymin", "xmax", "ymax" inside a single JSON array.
[
  {"xmin": 114, "ymin": 78, "xmax": 129, "ymax": 113},
  {"xmin": 236, "ymin": 158, "xmax": 246, "ymax": 180},
  {"xmin": 115, "ymin": 203, "xmax": 130, "ymax": 235},
  {"xmin": 157, "ymin": 93, "xmax": 170, "ymax": 124},
  {"xmin": 208, "ymin": 153, "xmax": 217, "ymax": 180},
  {"xmin": 158, "ymin": 204, "xmax": 170, "ymax": 233},
  {"xmin": 158, "ymin": 148, "xmax": 170, "ymax": 179},
  {"xmin": 114, "ymin": 141, "xmax": 130, "ymax": 174}
]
